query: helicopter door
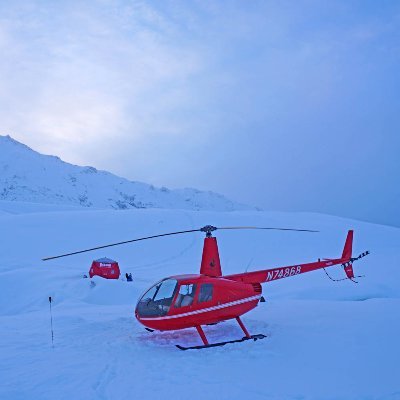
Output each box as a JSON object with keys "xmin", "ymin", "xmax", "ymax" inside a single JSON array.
[{"xmin": 174, "ymin": 284, "xmax": 197, "ymax": 307}]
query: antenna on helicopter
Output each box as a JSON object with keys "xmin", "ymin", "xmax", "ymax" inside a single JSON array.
[{"xmin": 42, "ymin": 225, "xmax": 318, "ymax": 261}]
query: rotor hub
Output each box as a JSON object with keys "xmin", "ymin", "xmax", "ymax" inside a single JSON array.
[{"xmin": 200, "ymin": 225, "xmax": 218, "ymax": 237}]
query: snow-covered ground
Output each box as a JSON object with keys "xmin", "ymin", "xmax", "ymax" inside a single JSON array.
[{"xmin": 0, "ymin": 201, "xmax": 399, "ymax": 400}]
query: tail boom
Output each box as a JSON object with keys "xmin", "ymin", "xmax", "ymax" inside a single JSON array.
[
  {"xmin": 224, "ymin": 257, "xmax": 345, "ymax": 284},
  {"xmin": 224, "ymin": 230, "xmax": 354, "ymax": 284}
]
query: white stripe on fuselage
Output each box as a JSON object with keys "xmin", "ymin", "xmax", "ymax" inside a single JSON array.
[{"xmin": 139, "ymin": 294, "xmax": 261, "ymax": 321}]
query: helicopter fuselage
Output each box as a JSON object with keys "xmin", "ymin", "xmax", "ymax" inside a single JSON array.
[{"xmin": 135, "ymin": 274, "xmax": 262, "ymax": 331}]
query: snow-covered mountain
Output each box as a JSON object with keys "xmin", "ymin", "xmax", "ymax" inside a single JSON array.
[{"xmin": 0, "ymin": 135, "xmax": 253, "ymax": 211}]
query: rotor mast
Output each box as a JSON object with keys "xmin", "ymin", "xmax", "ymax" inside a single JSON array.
[{"xmin": 200, "ymin": 225, "xmax": 222, "ymax": 277}]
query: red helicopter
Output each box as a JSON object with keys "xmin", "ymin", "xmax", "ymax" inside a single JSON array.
[{"xmin": 43, "ymin": 225, "xmax": 369, "ymax": 350}]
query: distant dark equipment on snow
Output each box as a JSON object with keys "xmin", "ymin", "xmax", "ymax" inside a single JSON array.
[{"xmin": 89, "ymin": 257, "xmax": 120, "ymax": 279}]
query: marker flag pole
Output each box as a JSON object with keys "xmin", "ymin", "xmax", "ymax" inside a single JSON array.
[{"xmin": 48, "ymin": 296, "xmax": 54, "ymax": 348}]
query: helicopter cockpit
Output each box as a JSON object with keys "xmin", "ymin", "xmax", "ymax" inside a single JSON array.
[{"xmin": 136, "ymin": 279, "xmax": 178, "ymax": 317}]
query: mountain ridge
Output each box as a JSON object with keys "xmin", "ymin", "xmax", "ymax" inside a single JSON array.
[{"xmin": 0, "ymin": 134, "xmax": 255, "ymax": 212}]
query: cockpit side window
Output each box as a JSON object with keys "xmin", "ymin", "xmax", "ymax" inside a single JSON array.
[
  {"xmin": 174, "ymin": 284, "xmax": 196, "ymax": 307},
  {"xmin": 198, "ymin": 283, "xmax": 213, "ymax": 303}
]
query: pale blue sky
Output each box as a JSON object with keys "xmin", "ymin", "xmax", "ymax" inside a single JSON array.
[{"xmin": 0, "ymin": 1, "xmax": 399, "ymax": 226}]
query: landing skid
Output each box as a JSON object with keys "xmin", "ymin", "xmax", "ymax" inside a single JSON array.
[
  {"xmin": 177, "ymin": 316, "xmax": 266, "ymax": 350},
  {"xmin": 176, "ymin": 334, "xmax": 267, "ymax": 350}
]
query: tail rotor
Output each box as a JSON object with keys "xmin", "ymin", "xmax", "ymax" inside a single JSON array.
[{"xmin": 323, "ymin": 230, "xmax": 369, "ymax": 283}]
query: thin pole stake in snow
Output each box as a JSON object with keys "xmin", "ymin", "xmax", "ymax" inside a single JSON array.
[{"xmin": 48, "ymin": 296, "xmax": 54, "ymax": 348}]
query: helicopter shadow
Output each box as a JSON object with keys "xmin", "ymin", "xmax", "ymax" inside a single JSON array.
[{"xmin": 136, "ymin": 319, "xmax": 271, "ymax": 349}]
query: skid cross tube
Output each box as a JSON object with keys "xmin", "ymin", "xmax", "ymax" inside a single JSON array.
[
  {"xmin": 196, "ymin": 325, "xmax": 209, "ymax": 346},
  {"xmin": 192, "ymin": 318, "xmax": 252, "ymax": 348},
  {"xmin": 236, "ymin": 316, "xmax": 251, "ymax": 338}
]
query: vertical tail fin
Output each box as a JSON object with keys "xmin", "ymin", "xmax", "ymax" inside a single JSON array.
[{"xmin": 341, "ymin": 230, "xmax": 353, "ymax": 260}]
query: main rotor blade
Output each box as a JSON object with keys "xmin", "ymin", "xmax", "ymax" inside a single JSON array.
[
  {"xmin": 217, "ymin": 226, "xmax": 319, "ymax": 233},
  {"xmin": 42, "ymin": 228, "xmax": 201, "ymax": 261},
  {"xmin": 42, "ymin": 224, "xmax": 318, "ymax": 261}
]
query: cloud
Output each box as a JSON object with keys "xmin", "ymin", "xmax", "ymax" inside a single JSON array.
[
  {"xmin": 0, "ymin": 0, "xmax": 399, "ymax": 226},
  {"xmin": 0, "ymin": 0, "xmax": 207, "ymax": 161}
]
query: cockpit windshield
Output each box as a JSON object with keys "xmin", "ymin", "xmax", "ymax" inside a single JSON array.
[{"xmin": 136, "ymin": 279, "xmax": 178, "ymax": 317}]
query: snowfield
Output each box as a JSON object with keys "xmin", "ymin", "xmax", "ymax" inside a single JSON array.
[{"xmin": 0, "ymin": 202, "xmax": 399, "ymax": 400}]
